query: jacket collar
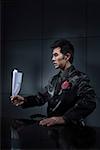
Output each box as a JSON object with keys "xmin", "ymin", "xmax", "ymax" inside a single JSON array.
[{"xmin": 59, "ymin": 65, "xmax": 75, "ymax": 80}]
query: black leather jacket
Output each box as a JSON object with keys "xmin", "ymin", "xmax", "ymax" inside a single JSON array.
[{"xmin": 22, "ymin": 65, "xmax": 96, "ymax": 124}]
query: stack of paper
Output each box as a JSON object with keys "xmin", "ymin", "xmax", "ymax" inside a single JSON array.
[{"xmin": 12, "ymin": 69, "xmax": 23, "ymax": 96}]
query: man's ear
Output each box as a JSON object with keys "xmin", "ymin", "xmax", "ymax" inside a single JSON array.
[{"xmin": 65, "ymin": 53, "xmax": 71, "ymax": 61}]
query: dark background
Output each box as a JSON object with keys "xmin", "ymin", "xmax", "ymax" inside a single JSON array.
[{"xmin": 1, "ymin": 0, "xmax": 100, "ymax": 126}]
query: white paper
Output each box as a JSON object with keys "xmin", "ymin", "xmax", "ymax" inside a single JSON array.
[{"xmin": 12, "ymin": 69, "xmax": 23, "ymax": 96}]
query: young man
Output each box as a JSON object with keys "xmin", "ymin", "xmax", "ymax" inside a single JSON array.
[{"xmin": 11, "ymin": 39, "xmax": 96, "ymax": 127}]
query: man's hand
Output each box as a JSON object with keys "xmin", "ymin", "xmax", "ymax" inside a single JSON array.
[
  {"xmin": 10, "ymin": 95, "xmax": 25, "ymax": 106},
  {"xmin": 39, "ymin": 116, "xmax": 65, "ymax": 127}
]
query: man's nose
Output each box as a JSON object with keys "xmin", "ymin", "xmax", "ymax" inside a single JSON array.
[{"xmin": 52, "ymin": 56, "xmax": 55, "ymax": 61}]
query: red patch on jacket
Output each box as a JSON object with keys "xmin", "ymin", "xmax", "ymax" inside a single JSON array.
[{"xmin": 61, "ymin": 81, "xmax": 71, "ymax": 90}]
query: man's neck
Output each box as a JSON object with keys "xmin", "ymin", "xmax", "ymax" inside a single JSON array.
[{"xmin": 62, "ymin": 62, "xmax": 72, "ymax": 71}]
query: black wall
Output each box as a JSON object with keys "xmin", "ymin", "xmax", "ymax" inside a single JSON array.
[{"xmin": 1, "ymin": 0, "xmax": 100, "ymax": 126}]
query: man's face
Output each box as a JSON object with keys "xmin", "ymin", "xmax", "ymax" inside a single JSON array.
[{"xmin": 52, "ymin": 47, "xmax": 67, "ymax": 69}]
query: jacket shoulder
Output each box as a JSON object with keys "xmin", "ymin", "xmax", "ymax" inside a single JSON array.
[
  {"xmin": 69, "ymin": 68, "xmax": 90, "ymax": 87},
  {"xmin": 71, "ymin": 68, "xmax": 89, "ymax": 80}
]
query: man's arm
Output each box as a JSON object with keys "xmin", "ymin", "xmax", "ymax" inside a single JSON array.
[
  {"xmin": 11, "ymin": 87, "xmax": 49, "ymax": 108},
  {"xmin": 22, "ymin": 91, "xmax": 49, "ymax": 108}
]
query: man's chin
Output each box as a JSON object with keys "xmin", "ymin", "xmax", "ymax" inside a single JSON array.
[{"xmin": 54, "ymin": 65, "xmax": 59, "ymax": 69}]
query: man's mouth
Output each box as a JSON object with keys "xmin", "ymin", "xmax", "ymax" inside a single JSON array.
[
  {"xmin": 53, "ymin": 62, "xmax": 56, "ymax": 64},
  {"xmin": 53, "ymin": 63, "xmax": 57, "ymax": 65}
]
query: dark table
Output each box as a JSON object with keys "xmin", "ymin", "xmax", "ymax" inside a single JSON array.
[{"xmin": 1, "ymin": 117, "xmax": 100, "ymax": 150}]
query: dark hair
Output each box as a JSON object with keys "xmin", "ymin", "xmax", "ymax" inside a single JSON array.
[{"xmin": 51, "ymin": 39, "xmax": 74, "ymax": 63}]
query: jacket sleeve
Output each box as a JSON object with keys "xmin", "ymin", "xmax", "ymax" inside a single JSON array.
[
  {"xmin": 63, "ymin": 75, "xmax": 96, "ymax": 123},
  {"xmin": 21, "ymin": 87, "xmax": 50, "ymax": 108}
]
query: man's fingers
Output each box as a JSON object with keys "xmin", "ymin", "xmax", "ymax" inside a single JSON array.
[
  {"xmin": 46, "ymin": 122, "xmax": 54, "ymax": 127},
  {"xmin": 10, "ymin": 96, "xmax": 14, "ymax": 101},
  {"xmin": 10, "ymin": 95, "xmax": 24, "ymax": 107},
  {"xmin": 39, "ymin": 119, "xmax": 48, "ymax": 126},
  {"xmin": 16, "ymin": 101, "xmax": 24, "ymax": 106},
  {"xmin": 10, "ymin": 96, "xmax": 18, "ymax": 101},
  {"xmin": 39, "ymin": 117, "xmax": 56, "ymax": 126},
  {"xmin": 39, "ymin": 118, "xmax": 50, "ymax": 126}
]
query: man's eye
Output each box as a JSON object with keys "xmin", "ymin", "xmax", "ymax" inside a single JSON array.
[{"xmin": 54, "ymin": 53, "xmax": 58, "ymax": 57}]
